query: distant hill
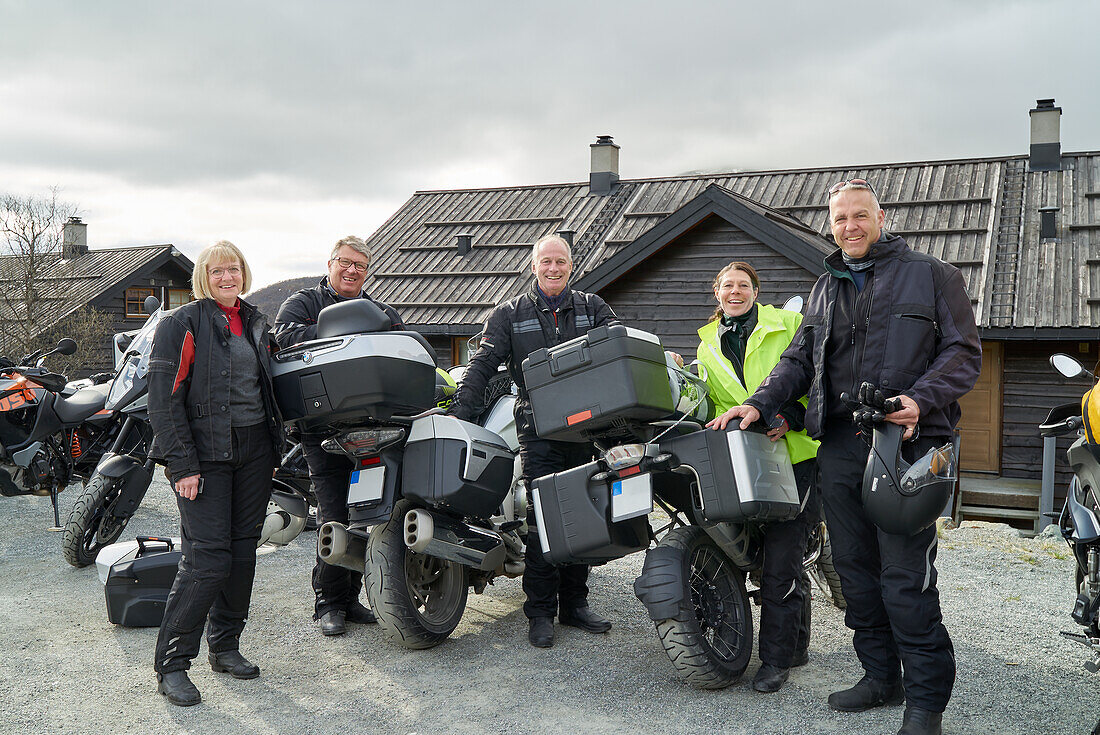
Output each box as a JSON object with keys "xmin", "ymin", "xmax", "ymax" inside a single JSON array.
[{"xmin": 248, "ymin": 275, "xmax": 319, "ymax": 318}]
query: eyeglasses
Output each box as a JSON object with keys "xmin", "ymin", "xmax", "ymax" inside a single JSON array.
[
  {"xmin": 208, "ymin": 266, "xmax": 241, "ymax": 278},
  {"xmin": 827, "ymin": 178, "xmax": 878, "ymax": 199},
  {"xmin": 330, "ymin": 257, "xmax": 369, "ymax": 273}
]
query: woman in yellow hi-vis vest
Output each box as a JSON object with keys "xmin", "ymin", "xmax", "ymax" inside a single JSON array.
[{"xmin": 699, "ymin": 261, "xmax": 820, "ymax": 694}]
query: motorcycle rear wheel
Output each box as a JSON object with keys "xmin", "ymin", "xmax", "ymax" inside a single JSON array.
[
  {"xmin": 652, "ymin": 525, "xmax": 753, "ymax": 689},
  {"xmin": 366, "ymin": 499, "xmax": 468, "ymax": 649},
  {"xmin": 61, "ymin": 474, "xmax": 127, "ymax": 568}
]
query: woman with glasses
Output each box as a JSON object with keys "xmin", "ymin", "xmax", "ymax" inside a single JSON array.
[
  {"xmin": 148, "ymin": 240, "xmax": 284, "ymax": 706},
  {"xmin": 701, "ymin": 261, "xmax": 819, "ymax": 694}
]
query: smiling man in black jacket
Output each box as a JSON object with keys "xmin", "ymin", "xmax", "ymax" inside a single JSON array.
[
  {"xmin": 273, "ymin": 235, "xmax": 403, "ymax": 636},
  {"xmin": 716, "ymin": 180, "xmax": 981, "ymax": 735},
  {"xmin": 449, "ymin": 234, "xmax": 617, "ymax": 649}
]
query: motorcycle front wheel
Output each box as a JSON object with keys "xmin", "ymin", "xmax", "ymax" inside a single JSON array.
[
  {"xmin": 61, "ymin": 474, "xmax": 127, "ymax": 568},
  {"xmin": 366, "ymin": 499, "xmax": 468, "ymax": 649},
  {"xmin": 652, "ymin": 525, "xmax": 753, "ymax": 689},
  {"xmin": 806, "ymin": 522, "xmax": 846, "ymax": 610}
]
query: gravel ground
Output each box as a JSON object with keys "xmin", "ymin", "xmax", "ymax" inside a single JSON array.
[{"xmin": 0, "ymin": 478, "xmax": 1096, "ymax": 735}]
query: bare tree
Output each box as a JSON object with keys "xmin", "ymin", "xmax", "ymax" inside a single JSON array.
[{"xmin": 0, "ymin": 190, "xmax": 113, "ymax": 376}]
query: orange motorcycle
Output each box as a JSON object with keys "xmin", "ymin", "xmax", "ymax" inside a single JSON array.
[{"xmin": 0, "ymin": 339, "xmax": 117, "ymax": 528}]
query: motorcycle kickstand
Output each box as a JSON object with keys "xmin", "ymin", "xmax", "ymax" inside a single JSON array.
[{"xmin": 47, "ymin": 482, "xmax": 63, "ymax": 531}]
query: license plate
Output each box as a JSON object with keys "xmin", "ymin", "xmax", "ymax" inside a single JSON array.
[
  {"xmin": 347, "ymin": 466, "xmax": 385, "ymax": 505},
  {"xmin": 611, "ymin": 473, "xmax": 653, "ymax": 522}
]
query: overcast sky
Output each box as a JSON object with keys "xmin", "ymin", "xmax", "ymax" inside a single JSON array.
[{"xmin": 2, "ymin": 0, "xmax": 1096, "ymax": 289}]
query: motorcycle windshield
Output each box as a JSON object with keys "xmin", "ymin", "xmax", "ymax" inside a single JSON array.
[{"xmin": 107, "ymin": 309, "xmax": 164, "ymax": 410}]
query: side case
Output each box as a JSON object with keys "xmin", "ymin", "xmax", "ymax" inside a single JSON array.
[
  {"xmin": 102, "ymin": 537, "xmax": 182, "ymax": 627},
  {"xmin": 658, "ymin": 427, "xmax": 801, "ymax": 522},
  {"xmin": 531, "ymin": 461, "xmax": 650, "ymax": 566}
]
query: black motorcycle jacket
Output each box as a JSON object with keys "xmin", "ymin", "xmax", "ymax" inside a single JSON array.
[
  {"xmin": 148, "ymin": 298, "xmax": 284, "ymax": 481},
  {"xmin": 449, "ymin": 285, "xmax": 617, "ymax": 438},
  {"xmin": 272, "ymin": 276, "xmax": 404, "ymax": 349},
  {"xmin": 745, "ymin": 233, "xmax": 982, "ymax": 439}
]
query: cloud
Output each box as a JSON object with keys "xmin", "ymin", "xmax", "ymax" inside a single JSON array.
[{"xmin": 0, "ymin": 0, "xmax": 1096, "ymax": 288}]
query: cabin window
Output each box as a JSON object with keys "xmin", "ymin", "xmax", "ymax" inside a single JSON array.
[
  {"xmin": 125, "ymin": 288, "xmax": 156, "ymax": 318},
  {"xmin": 167, "ymin": 288, "xmax": 193, "ymax": 310}
]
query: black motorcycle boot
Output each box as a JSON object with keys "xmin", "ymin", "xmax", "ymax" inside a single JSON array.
[
  {"xmin": 559, "ymin": 606, "xmax": 611, "ymax": 633},
  {"xmin": 346, "ymin": 600, "xmax": 378, "ymax": 625},
  {"xmin": 209, "ymin": 650, "xmax": 260, "ymax": 679},
  {"xmin": 157, "ymin": 670, "xmax": 201, "ymax": 706},
  {"xmin": 319, "ymin": 609, "xmax": 347, "ymax": 636},
  {"xmin": 897, "ymin": 706, "xmax": 943, "ymax": 735},
  {"xmin": 751, "ymin": 663, "xmax": 790, "ymax": 693},
  {"xmin": 528, "ymin": 617, "xmax": 554, "ymax": 648},
  {"xmin": 827, "ymin": 674, "xmax": 905, "ymax": 712}
]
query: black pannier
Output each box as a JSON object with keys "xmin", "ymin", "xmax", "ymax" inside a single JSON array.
[
  {"xmin": 658, "ymin": 426, "xmax": 801, "ymax": 523},
  {"xmin": 100, "ymin": 536, "xmax": 181, "ymax": 627},
  {"xmin": 531, "ymin": 460, "xmax": 650, "ymax": 566},
  {"xmin": 402, "ymin": 415, "xmax": 515, "ymax": 519}
]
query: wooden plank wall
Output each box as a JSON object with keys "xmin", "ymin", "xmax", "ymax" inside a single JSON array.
[
  {"xmin": 596, "ymin": 215, "xmax": 821, "ymax": 361},
  {"xmin": 1001, "ymin": 339, "xmax": 1097, "ymax": 492}
]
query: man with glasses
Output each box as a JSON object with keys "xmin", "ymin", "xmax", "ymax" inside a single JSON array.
[
  {"xmin": 274, "ymin": 235, "xmax": 404, "ymax": 636},
  {"xmin": 714, "ymin": 180, "xmax": 981, "ymax": 735}
]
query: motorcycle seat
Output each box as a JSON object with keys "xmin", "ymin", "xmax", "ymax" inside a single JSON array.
[{"xmin": 53, "ymin": 383, "xmax": 111, "ymax": 424}]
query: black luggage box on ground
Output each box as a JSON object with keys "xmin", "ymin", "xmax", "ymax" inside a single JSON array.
[
  {"xmin": 272, "ymin": 332, "xmax": 436, "ymax": 427},
  {"xmin": 658, "ymin": 426, "xmax": 800, "ymax": 523},
  {"xmin": 531, "ymin": 460, "xmax": 650, "ymax": 566},
  {"xmin": 522, "ymin": 325, "xmax": 674, "ymax": 442},
  {"xmin": 102, "ymin": 537, "xmax": 181, "ymax": 627},
  {"xmin": 402, "ymin": 415, "xmax": 515, "ymax": 519}
]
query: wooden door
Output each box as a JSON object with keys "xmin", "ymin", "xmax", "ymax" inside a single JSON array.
[{"xmin": 957, "ymin": 342, "xmax": 1003, "ymax": 473}]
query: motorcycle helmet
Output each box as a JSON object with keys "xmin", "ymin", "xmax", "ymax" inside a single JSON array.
[{"xmin": 862, "ymin": 421, "xmax": 957, "ymax": 536}]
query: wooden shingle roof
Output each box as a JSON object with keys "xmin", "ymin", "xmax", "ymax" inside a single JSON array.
[
  {"xmin": 363, "ymin": 153, "xmax": 1100, "ymax": 333},
  {"xmin": 0, "ymin": 244, "xmax": 192, "ymax": 334}
]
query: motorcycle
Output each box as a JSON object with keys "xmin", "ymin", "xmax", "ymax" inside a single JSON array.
[
  {"xmin": 516, "ymin": 322, "xmax": 845, "ymax": 689},
  {"xmin": 61, "ymin": 297, "xmax": 317, "ymax": 567},
  {"xmin": 1041, "ymin": 352, "xmax": 1100, "ymax": 673},
  {"xmin": 271, "ymin": 299, "xmax": 525, "ymax": 649},
  {"xmin": 0, "ymin": 337, "xmax": 119, "ymax": 528}
]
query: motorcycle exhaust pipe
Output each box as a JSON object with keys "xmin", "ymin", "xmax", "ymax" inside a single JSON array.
[
  {"xmin": 403, "ymin": 508, "xmax": 506, "ymax": 572},
  {"xmin": 317, "ymin": 521, "xmax": 368, "ymax": 573}
]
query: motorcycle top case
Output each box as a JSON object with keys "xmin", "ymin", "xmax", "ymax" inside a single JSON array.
[
  {"xmin": 521, "ymin": 325, "xmax": 674, "ymax": 442},
  {"xmin": 272, "ymin": 333, "xmax": 436, "ymax": 427},
  {"xmin": 658, "ymin": 426, "xmax": 800, "ymax": 523},
  {"xmin": 402, "ymin": 415, "xmax": 514, "ymax": 519},
  {"xmin": 98, "ymin": 536, "xmax": 182, "ymax": 627},
  {"xmin": 531, "ymin": 460, "xmax": 649, "ymax": 566}
]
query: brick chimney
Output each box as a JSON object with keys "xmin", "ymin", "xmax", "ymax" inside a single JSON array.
[
  {"xmin": 1029, "ymin": 98, "xmax": 1062, "ymax": 172},
  {"xmin": 62, "ymin": 217, "xmax": 88, "ymax": 258},
  {"xmin": 590, "ymin": 135, "xmax": 620, "ymax": 196}
]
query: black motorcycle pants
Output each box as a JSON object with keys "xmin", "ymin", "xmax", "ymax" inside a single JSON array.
[
  {"xmin": 301, "ymin": 434, "xmax": 363, "ymax": 619},
  {"xmin": 520, "ymin": 438, "xmax": 595, "ymax": 620},
  {"xmin": 154, "ymin": 423, "xmax": 274, "ymax": 674},
  {"xmin": 816, "ymin": 419, "xmax": 955, "ymax": 712},
  {"xmin": 757, "ymin": 458, "xmax": 816, "ymax": 668}
]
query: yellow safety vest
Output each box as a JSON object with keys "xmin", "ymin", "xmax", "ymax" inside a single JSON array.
[{"xmin": 697, "ymin": 303, "xmax": 819, "ymax": 464}]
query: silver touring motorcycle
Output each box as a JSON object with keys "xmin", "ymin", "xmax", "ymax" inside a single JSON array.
[{"xmin": 271, "ymin": 299, "xmax": 525, "ymax": 649}]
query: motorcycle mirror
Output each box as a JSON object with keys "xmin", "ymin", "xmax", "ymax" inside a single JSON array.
[
  {"xmin": 114, "ymin": 332, "xmax": 135, "ymax": 353},
  {"xmin": 56, "ymin": 338, "xmax": 78, "ymax": 356},
  {"xmin": 782, "ymin": 295, "xmax": 804, "ymax": 314},
  {"xmin": 1050, "ymin": 353, "xmax": 1085, "ymax": 379},
  {"xmin": 144, "ymin": 295, "xmax": 161, "ymax": 314}
]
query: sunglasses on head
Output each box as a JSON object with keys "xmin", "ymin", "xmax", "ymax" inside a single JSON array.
[{"xmin": 827, "ymin": 178, "xmax": 878, "ymax": 199}]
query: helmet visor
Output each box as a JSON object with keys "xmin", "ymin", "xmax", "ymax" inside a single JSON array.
[{"xmin": 900, "ymin": 442, "xmax": 957, "ymax": 496}]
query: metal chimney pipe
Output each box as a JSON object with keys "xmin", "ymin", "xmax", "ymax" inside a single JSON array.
[
  {"xmin": 456, "ymin": 233, "xmax": 473, "ymax": 256},
  {"xmin": 590, "ymin": 135, "xmax": 620, "ymax": 196}
]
